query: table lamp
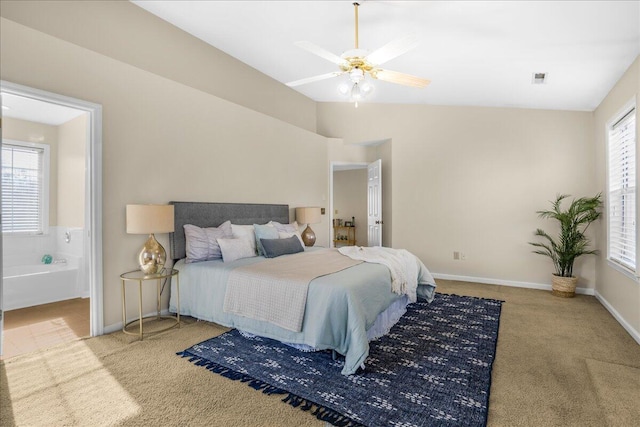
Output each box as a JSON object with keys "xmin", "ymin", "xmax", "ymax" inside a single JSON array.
[
  {"xmin": 126, "ymin": 204, "xmax": 175, "ymax": 274},
  {"xmin": 295, "ymin": 207, "xmax": 321, "ymax": 247}
]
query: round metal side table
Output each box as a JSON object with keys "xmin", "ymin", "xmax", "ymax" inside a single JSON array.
[{"xmin": 120, "ymin": 268, "xmax": 180, "ymax": 340}]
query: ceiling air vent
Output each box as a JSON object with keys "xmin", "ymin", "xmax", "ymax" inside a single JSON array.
[{"xmin": 532, "ymin": 72, "xmax": 547, "ymax": 84}]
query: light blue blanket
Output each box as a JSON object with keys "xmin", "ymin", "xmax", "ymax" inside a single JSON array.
[{"xmin": 169, "ymin": 249, "xmax": 436, "ymax": 375}]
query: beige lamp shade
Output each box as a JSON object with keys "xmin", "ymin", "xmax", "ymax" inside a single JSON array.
[
  {"xmin": 295, "ymin": 207, "xmax": 321, "ymax": 225},
  {"xmin": 126, "ymin": 204, "xmax": 175, "ymax": 234}
]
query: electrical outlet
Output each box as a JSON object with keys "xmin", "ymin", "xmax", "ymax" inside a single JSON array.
[
  {"xmin": 335, "ymin": 209, "xmax": 338, "ymax": 214},
  {"xmin": 453, "ymin": 251, "xmax": 460, "ymax": 260},
  {"xmin": 461, "ymin": 252, "xmax": 467, "ymax": 261}
]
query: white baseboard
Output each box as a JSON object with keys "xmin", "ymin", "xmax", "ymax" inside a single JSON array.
[
  {"xmin": 594, "ymin": 291, "xmax": 640, "ymax": 345},
  {"xmin": 432, "ymin": 273, "xmax": 595, "ymax": 296},
  {"xmin": 103, "ymin": 308, "xmax": 172, "ymax": 334}
]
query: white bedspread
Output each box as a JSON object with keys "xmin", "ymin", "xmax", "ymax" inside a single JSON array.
[{"xmin": 338, "ymin": 246, "xmax": 431, "ymax": 303}]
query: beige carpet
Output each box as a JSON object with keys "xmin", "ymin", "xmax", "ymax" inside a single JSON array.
[
  {"xmin": 1, "ymin": 280, "xmax": 639, "ymax": 426},
  {"xmin": 585, "ymin": 359, "xmax": 640, "ymax": 426}
]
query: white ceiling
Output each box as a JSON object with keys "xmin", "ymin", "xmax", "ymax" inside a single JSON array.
[
  {"xmin": 1, "ymin": 93, "xmax": 86, "ymax": 126},
  {"xmin": 133, "ymin": 0, "xmax": 640, "ymax": 112}
]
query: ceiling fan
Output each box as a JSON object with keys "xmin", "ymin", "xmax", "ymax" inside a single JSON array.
[{"xmin": 286, "ymin": 2, "xmax": 430, "ymax": 104}]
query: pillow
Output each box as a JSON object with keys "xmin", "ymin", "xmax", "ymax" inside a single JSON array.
[
  {"xmin": 261, "ymin": 235, "xmax": 304, "ymax": 258},
  {"xmin": 271, "ymin": 221, "xmax": 305, "ymax": 248},
  {"xmin": 231, "ymin": 224, "xmax": 258, "ymax": 255},
  {"xmin": 217, "ymin": 238, "xmax": 256, "ymax": 263},
  {"xmin": 184, "ymin": 221, "xmax": 232, "ymax": 263},
  {"xmin": 254, "ymin": 224, "xmax": 279, "ymax": 256},
  {"xmin": 271, "ymin": 221, "xmax": 299, "ymax": 233}
]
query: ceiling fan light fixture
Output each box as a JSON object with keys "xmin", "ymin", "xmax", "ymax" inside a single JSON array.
[
  {"xmin": 351, "ymin": 82, "xmax": 363, "ymax": 100},
  {"xmin": 361, "ymin": 81, "xmax": 373, "ymax": 94},
  {"xmin": 347, "ymin": 80, "xmax": 373, "ymax": 108},
  {"xmin": 286, "ymin": 2, "xmax": 429, "ymax": 98},
  {"xmin": 338, "ymin": 82, "xmax": 351, "ymax": 96},
  {"xmin": 349, "ymin": 68, "xmax": 365, "ymax": 83}
]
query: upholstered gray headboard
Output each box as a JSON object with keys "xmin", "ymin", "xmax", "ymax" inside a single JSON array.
[{"xmin": 169, "ymin": 201, "xmax": 289, "ymax": 260}]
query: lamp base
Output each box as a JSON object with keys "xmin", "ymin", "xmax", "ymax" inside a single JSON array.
[
  {"xmin": 138, "ymin": 234, "xmax": 166, "ymax": 274},
  {"xmin": 301, "ymin": 225, "xmax": 316, "ymax": 247}
]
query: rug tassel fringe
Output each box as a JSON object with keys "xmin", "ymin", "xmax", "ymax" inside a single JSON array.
[
  {"xmin": 282, "ymin": 393, "xmax": 361, "ymax": 426},
  {"xmin": 176, "ymin": 351, "xmax": 287, "ymax": 396},
  {"xmin": 177, "ymin": 350, "xmax": 361, "ymax": 426}
]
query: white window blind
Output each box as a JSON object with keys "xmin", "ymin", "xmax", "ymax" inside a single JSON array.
[
  {"xmin": 607, "ymin": 107, "xmax": 637, "ymax": 272},
  {"xmin": 2, "ymin": 142, "xmax": 47, "ymax": 234}
]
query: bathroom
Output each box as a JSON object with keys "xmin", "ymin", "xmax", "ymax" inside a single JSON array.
[{"xmin": 2, "ymin": 93, "xmax": 89, "ymax": 358}]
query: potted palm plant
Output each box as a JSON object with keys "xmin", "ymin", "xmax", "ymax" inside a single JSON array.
[{"xmin": 529, "ymin": 193, "xmax": 602, "ymax": 297}]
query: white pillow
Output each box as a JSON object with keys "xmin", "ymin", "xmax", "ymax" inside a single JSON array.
[
  {"xmin": 217, "ymin": 238, "xmax": 256, "ymax": 263},
  {"xmin": 231, "ymin": 224, "xmax": 257, "ymax": 255}
]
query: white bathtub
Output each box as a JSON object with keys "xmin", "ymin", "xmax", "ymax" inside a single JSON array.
[{"xmin": 3, "ymin": 260, "xmax": 82, "ymax": 311}]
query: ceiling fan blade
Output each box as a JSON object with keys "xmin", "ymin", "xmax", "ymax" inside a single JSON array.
[
  {"xmin": 373, "ymin": 69, "xmax": 431, "ymax": 88},
  {"xmin": 366, "ymin": 34, "xmax": 419, "ymax": 66},
  {"xmin": 286, "ymin": 71, "xmax": 344, "ymax": 87},
  {"xmin": 294, "ymin": 41, "xmax": 349, "ymax": 67}
]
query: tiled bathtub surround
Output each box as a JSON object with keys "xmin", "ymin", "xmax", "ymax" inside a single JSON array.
[{"xmin": 3, "ymin": 226, "xmax": 88, "ymax": 310}]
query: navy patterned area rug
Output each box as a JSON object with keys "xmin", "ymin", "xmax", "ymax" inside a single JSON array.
[{"xmin": 178, "ymin": 293, "xmax": 502, "ymax": 426}]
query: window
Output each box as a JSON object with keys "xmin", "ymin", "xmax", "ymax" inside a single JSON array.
[
  {"xmin": 607, "ymin": 104, "xmax": 637, "ymax": 274},
  {"xmin": 1, "ymin": 140, "xmax": 50, "ymax": 234}
]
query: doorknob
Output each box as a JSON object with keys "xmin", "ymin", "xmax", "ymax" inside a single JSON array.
[{"xmin": 375, "ymin": 220, "xmax": 383, "ymax": 225}]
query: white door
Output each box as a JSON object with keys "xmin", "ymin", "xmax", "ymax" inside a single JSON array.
[
  {"xmin": 367, "ymin": 159, "xmax": 382, "ymax": 247},
  {"xmin": 0, "ymin": 112, "xmax": 3, "ymax": 356}
]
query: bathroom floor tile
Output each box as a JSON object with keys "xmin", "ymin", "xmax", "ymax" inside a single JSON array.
[{"xmin": 1, "ymin": 298, "xmax": 90, "ymax": 360}]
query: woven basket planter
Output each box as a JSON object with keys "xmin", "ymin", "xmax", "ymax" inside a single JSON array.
[{"xmin": 551, "ymin": 275, "xmax": 578, "ymax": 298}]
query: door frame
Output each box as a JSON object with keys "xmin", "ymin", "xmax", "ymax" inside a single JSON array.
[
  {"xmin": 329, "ymin": 161, "xmax": 368, "ymax": 247},
  {"xmin": 0, "ymin": 81, "xmax": 104, "ymax": 346}
]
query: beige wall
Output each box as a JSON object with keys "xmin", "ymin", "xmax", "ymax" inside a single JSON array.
[
  {"xmin": 0, "ymin": 0, "xmax": 317, "ymax": 133},
  {"xmin": 2, "ymin": 117, "xmax": 58, "ymax": 226},
  {"xmin": 333, "ymin": 169, "xmax": 367, "ymax": 246},
  {"xmin": 318, "ymin": 103, "xmax": 597, "ymax": 289},
  {"xmin": 1, "ymin": 17, "xmax": 328, "ymax": 329},
  {"xmin": 594, "ymin": 56, "xmax": 640, "ymax": 338},
  {"xmin": 327, "ymin": 137, "xmax": 371, "ymax": 164},
  {"xmin": 57, "ymin": 113, "xmax": 87, "ymax": 228}
]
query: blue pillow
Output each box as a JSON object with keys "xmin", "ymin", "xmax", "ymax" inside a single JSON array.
[
  {"xmin": 253, "ymin": 224, "xmax": 279, "ymax": 256},
  {"xmin": 261, "ymin": 235, "xmax": 304, "ymax": 258}
]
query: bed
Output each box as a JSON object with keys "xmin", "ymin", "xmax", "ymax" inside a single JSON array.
[{"xmin": 168, "ymin": 201, "xmax": 436, "ymax": 375}]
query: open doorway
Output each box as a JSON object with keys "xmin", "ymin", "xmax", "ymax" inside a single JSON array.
[
  {"xmin": 0, "ymin": 82, "xmax": 103, "ymax": 358},
  {"xmin": 331, "ymin": 162, "xmax": 368, "ymax": 248}
]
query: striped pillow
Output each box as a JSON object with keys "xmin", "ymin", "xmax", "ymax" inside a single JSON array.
[{"xmin": 184, "ymin": 221, "xmax": 232, "ymax": 263}]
